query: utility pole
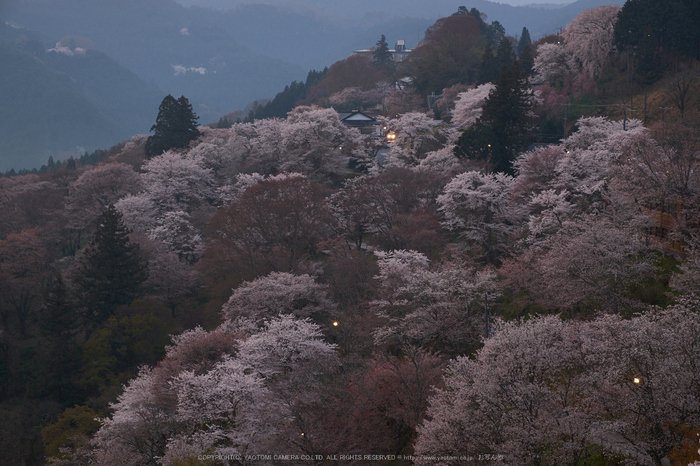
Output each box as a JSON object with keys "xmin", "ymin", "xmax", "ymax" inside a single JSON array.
[
  {"xmin": 618, "ymin": 103, "xmax": 636, "ymax": 131},
  {"xmin": 660, "ymin": 106, "xmax": 673, "ymax": 137},
  {"xmin": 560, "ymin": 103, "xmax": 571, "ymax": 137},
  {"xmin": 660, "ymin": 106, "xmax": 673, "ymax": 123}
]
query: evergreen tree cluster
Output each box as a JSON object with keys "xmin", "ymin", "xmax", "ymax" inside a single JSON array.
[
  {"xmin": 615, "ymin": 0, "xmax": 700, "ymax": 60},
  {"xmin": 145, "ymin": 95, "xmax": 201, "ymax": 158},
  {"xmin": 245, "ymin": 68, "xmax": 327, "ymax": 121},
  {"xmin": 2, "ymin": 149, "xmax": 107, "ymax": 178}
]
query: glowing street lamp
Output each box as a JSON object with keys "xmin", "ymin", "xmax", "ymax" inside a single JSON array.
[
  {"xmin": 633, "ymin": 377, "xmax": 641, "ymax": 384},
  {"xmin": 333, "ymin": 321, "xmax": 339, "ymax": 327}
]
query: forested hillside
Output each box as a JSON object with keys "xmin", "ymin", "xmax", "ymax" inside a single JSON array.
[{"xmin": 2, "ymin": 1, "xmax": 700, "ymax": 465}]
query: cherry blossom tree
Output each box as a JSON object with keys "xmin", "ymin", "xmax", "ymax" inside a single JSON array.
[
  {"xmin": 562, "ymin": 6, "xmax": 621, "ymax": 77},
  {"xmin": 140, "ymin": 150, "xmax": 216, "ymax": 213},
  {"xmin": 239, "ymin": 118, "xmax": 288, "ymax": 175},
  {"xmin": 416, "ymin": 146, "xmax": 461, "ymax": 176},
  {"xmin": 416, "ymin": 304, "xmax": 700, "ymax": 465},
  {"xmin": 235, "ymin": 315, "xmax": 340, "ymax": 455},
  {"xmin": 372, "ymin": 250, "xmax": 499, "ymax": 354},
  {"xmin": 415, "ymin": 315, "xmax": 597, "ymax": 465},
  {"xmin": 65, "ymin": 163, "xmax": 142, "ymax": 231},
  {"xmin": 148, "ymin": 211, "xmax": 203, "ymax": 265},
  {"xmin": 383, "ymin": 112, "xmax": 457, "ymax": 168},
  {"xmin": 165, "ymin": 357, "xmax": 274, "ymax": 461},
  {"xmin": 92, "ymin": 313, "xmax": 339, "ymax": 463},
  {"xmin": 186, "ymin": 130, "xmax": 244, "ymax": 184},
  {"xmin": 438, "ymin": 171, "xmax": 520, "ymax": 263},
  {"xmin": 223, "ymin": 107, "xmax": 362, "ymax": 177},
  {"xmin": 282, "ymin": 106, "xmax": 353, "ymax": 175},
  {"xmin": 526, "ymin": 217, "xmax": 655, "ymax": 313},
  {"xmin": 451, "ymin": 83, "xmax": 495, "ymax": 129},
  {"xmin": 532, "ymin": 43, "xmax": 575, "ymax": 86},
  {"xmin": 92, "ymin": 368, "xmax": 177, "ymax": 466},
  {"xmin": 582, "ymin": 302, "xmax": 700, "ymax": 465},
  {"xmin": 221, "ymin": 272, "xmax": 336, "ymax": 326},
  {"xmin": 114, "ymin": 194, "xmax": 158, "ymax": 233},
  {"xmin": 511, "ymin": 145, "xmax": 565, "ymax": 201}
]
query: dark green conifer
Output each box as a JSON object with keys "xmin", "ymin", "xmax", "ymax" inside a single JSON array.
[
  {"xmin": 373, "ymin": 35, "xmax": 392, "ymax": 67},
  {"xmin": 75, "ymin": 205, "xmax": 147, "ymax": 327},
  {"xmin": 478, "ymin": 43, "xmax": 499, "ymax": 84},
  {"xmin": 455, "ymin": 62, "xmax": 531, "ymax": 174},
  {"xmin": 38, "ymin": 274, "xmax": 84, "ymax": 405},
  {"xmin": 517, "ymin": 27, "xmax": 532, "ymax": 55},
  {"xmin": 145, "ymin": 94, "xmax": 200, "ymax": 157}
]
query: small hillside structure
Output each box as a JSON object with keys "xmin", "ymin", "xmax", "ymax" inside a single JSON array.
[
  {"xmin": 339, "ymin": 110, "xmax": 381, "ymax": 136},
  {"xmin": 353, "ymin": 40, "xmax": 412, "ymax": 62}
]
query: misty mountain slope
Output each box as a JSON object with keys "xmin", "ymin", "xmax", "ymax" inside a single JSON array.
[
  {"xmin": 0, "ymin": 24, "xmax": 164, "ymax": 171},
  {"xmin": 4, "ymin": 0, "xmax": 307, "ymax": 120},
  {"xmin": 176, "ymin": 0, "xmax": 625, "ymax": 38},
  {"xmin": 0, "ymin": 45, "xmax": 117, "ymax": 171},
  {"xmin": 206, "ymin": 0, "xmax": 624, "ymax": 77},
  {"xmin": 211, "ymin": 3, "xmax": 433, "ymax": 69}
]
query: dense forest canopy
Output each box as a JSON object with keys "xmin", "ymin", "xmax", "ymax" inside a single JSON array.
[{"xmin": 2, "ymin": 1, "xmax": 700, "ymax": 465}]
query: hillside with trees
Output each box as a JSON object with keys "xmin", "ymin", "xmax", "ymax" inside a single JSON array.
[{"xmin": 2, "ymin": 2, "xmax": 700, "ymax": 465}]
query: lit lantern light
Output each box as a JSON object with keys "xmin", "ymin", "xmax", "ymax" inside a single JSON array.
[
  {"xmin": 386, "ymin": 132, "xmax": 397, "ymax": 141},
  {"xmin": 333, "ymin": 321, "xmax": 339, "ymax": 327},
  {"xmin": 633, "ymin": 377, "xmax": 641, "ymax": 384}
]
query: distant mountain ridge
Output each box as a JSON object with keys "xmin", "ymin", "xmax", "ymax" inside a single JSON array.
[
  {"xmin": 0, "ymin": 22, "xmax": 163, "ymax": 171},
  {"xmin": 175, "ymin": 0, "xmax": 626, "ymax": 38},
  {"xmin": 4, "ymin": 0, "xmax": 307, "ymax": 121},
  {"xmin": 0, "ymin": 0, "xmax": 626, "ymax": 170}
]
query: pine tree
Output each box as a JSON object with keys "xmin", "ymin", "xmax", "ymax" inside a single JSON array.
[
  {"xmin": 517, "ymin": 27, "xmax": 532, "ymax": 55},
  {"xmin": 495, "ymin": 37, "xmax": 515, "ymax": 74},
  {"xmin": 75, "ymin": 205, "xmax": 147, "ymax": 326},
  {"xmin": 517, "ymin": 28, "xmax": 534, "ymax": 77},
  {"xmin": 373, "ymin": 34, "xmax": 392, "ymax": 67},
  {"xmin": 486, "ymin": 21, "xmax": 505, "ymax": 47},
  {"xmin": 38, "ymin": 274, "xmax": 84, "ymax": 405},
  {"xmin": 145, "ymin": 94, "xmax": 201, "ymax": 157},
  {"xmin": 40, "ymin": 275, "xmax": 79, "ymax": 342},
  {"xmin": 477, "ymin": 43, "xmax": 499, "ymax": 84}
]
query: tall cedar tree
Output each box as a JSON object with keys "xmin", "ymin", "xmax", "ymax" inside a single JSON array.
[
  {"xmin": 455, "ymin": 62, "xmax": 531, "ymax": 174},
  {"xmin": 517, "ymin": 27, "xmax": 531, "ymax": 55},
  {"xmin": 145, "ymin": 94, "xmax": 200, "ymax": 157},
  {"xmin": 486, "ymin": 20, "xmax": 505, "ymax": 48},
  {"xmin": 38, "ymin": 274, "xmax": 84, "ymax": 405},
  {"xmin": 518, "ymin": 27, "xmax": 534, "ymax": 77},
  {"xmin": 477, "ymin": 43, "xmax": 499, "ymax": 84},
  {"xmin": 495, "ymin": 37, "xmax": 516, "ymax": 75},
  {"xmin": 75, "ymin": 205, "xmax": 147, "ymax": 326},
  {"xmin": 373, "ymin": 35, "xmax": 392, "ymax": 67}
]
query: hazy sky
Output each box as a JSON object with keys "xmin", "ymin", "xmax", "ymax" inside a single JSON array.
[{"xmin": 175, "ymin": 0, "xmax": 575, "ymax": 10}]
